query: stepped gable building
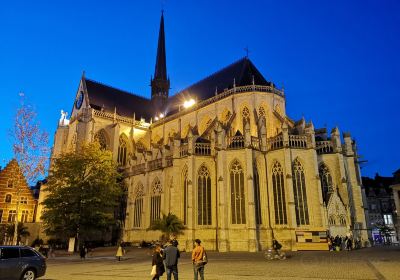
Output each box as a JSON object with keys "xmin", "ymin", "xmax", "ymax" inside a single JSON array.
[
  {"xmin": 51, "ymin": 13, "xmax": 367, "ymax": 251},
  {"xmin": 0, "ymin": 160, "xmax": 37, "ymax": 226}
]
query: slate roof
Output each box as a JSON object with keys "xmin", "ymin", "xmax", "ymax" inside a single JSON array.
[
  {"xmin": 85, "ymin": 79, "xmax": 153, "ymax": 120},
  {"xmin": 165, "ymin": 57, "xmax": 272, "ymax": 115}
]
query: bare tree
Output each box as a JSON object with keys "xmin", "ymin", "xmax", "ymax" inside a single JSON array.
[{"xmin": 9, "ymin": 93, "xmax": 49, "ymax": 244}]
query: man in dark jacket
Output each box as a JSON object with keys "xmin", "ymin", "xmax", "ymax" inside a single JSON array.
[{"xmin": 163, "ymin": 240, "xmax": 180, "ymax": 280}]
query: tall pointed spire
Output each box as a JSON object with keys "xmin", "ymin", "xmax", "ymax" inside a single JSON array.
[{"xmin": 151, "ymin": 11, "xmax": 170, "ymax": 114}]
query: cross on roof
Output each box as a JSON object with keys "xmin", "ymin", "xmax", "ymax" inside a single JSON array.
[{"xmin": 244, "ymin": 46, "xmax": 250, "ymax": 58}]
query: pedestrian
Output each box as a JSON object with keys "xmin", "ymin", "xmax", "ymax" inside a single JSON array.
[
  {"xmin": 151, "ymin": 244, "xmax": 165, "ymax": 280},
  {"xmin": 163, "ymin": 239, "xmax": 180, "ymax": 280},
  {"xmin": 116, "ymin": 244, "xmax": 124, "ymax": 261},
  {"xmin": 80, "ymin": 245, "xmax": 86, "ymax": 260},
  {"xmin": 192, "ymin": 239, "xmax": 206, "ymax": 280}
]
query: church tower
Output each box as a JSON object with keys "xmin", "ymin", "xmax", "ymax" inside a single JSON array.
[{"xmin": 151, "ymin": 11, "xmax": 170, "ymax": 115}]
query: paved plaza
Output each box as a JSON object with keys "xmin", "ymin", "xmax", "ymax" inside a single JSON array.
[{"xmin": 40, "ymin": 246, "xmax": 400, "ymax": 280}]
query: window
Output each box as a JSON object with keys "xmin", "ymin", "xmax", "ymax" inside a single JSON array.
[
  {"xmin": 328, "ymin": 215, "xmax": 336, "ymax": 225},
  {"xmin": 94, "ymin": 129, "xmax": 108, "ymax": 150},
  {"xmin": 20, "ymin": 197, "xmax": 28, "ymax": 204},
  {"xmin": 21, "ymin": 248, "xmax": 37, "ymax": 258},
  {"xmin": 384, "ymin": 214, "xmax": 393, "ymax": 225},
  {"xmin": 8, "ymin": 210, "xmax": 17, "ymax": 222},
  {"xmin": 0, "ymin": 248, "xmax": 19, "ymax": 259},
  {"xmin": 339, "ymin": 215, "xmax": 346, "ymax": 226},
  {"xmin": 182, "ymin": 167, "xmax": 189, "ymax": 225},
  {"xmin": 7, "ymin": 180, "xmax": 14, "ymax": 188},
  {"xmin": 253, "ymin": 165, "xmax": 262, "ymax": 225},
  {"xmin": 150, "ymin": 178, "xmax": 162, "ymax": 224},
  {"xmin": 319, "ymin": 163, "xmax": 333, "ymax": 203},
  {"xmin": 230, "ymin": 160, "xmax": 246, "ymax": 224},
  {"xmin": 5, "ymin": 194, "xmax": 12, "ymax": 203},
  {"xmin": 258, "ymin": 106, "xmax": 266, "ymax": 118},
  {"xmin": 21, "ymin": 210, "xmax": 29, "ymax": 223},
  {"xmin": 272, "ymin": 161, "xmax": 287, "ymax": 225},
  {"xmin": 117, "ymin": 135, "xmax": 128, "ymax": 166},
  {"xmin": 133, "ymin": 184, "xmax": 144, "ymax": 228},
  {"xmin": 292, "ymin": 159, "xmax": 309, "ymax": 226},
  {"xmin": 197, "ymin": 165, "xmax": 212, "ymax": 225}
]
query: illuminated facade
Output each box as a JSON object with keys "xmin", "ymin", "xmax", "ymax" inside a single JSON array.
[{"xmin": 50, "ymin": 13, "xmax": 367, "ymax": 251}]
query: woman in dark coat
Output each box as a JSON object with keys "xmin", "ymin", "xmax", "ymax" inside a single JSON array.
[{"xmin": 151, "ymin": 245, "xmax": 165, "ymax": 280}]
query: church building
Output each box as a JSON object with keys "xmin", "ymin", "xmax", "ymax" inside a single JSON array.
[{"xmin": 51, "ymin": 13, "xmax": 367, "ymax": 251}]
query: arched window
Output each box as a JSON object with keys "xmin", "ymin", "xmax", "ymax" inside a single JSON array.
[
  {"xmin": 258, "ymin": 106, "xmax": 266, "ymax": 118},
  {"xmin": 253, "ymin": 164, "xmax": 262, "ymax": 225},
  {"xmin": 182, "ymin": 166, "xmax": 189, "ymax": 225},
  {"xmin": 5, "ymin": 194, "xmax": 12, "ymax": 203},
  {"xmin": 339, "ymin": 215, "xmax": 346, "ymax": 226},
  {"xmin": 292, "ymin": 159, "xmax": 309, "ymax": 226},
  {"xmin": 133, "ymin": 184, "xmax": 144, "ymax": 228},
  {"xmin": 242, "ymin": 107, "xmax": 250, "ymax": 121},
  {"xmin": 21, "ymin": 210, "xmax": 29, "ymax": 223},
  {"xmin": 7, "ymin": 180, "xmax": 14, "ymax": 188},
  {"xmin": 197, "ymin": 165, "xmax": 212, "ymax": 225},
  {"xmin": 319, "ymin": 164, "xmax": 333, "ymax": 203},
  {"xmin": 150, "ymin": 178, "xmax": 162, "ymax": 224},
  {"xmin": 118, "ymin": 134, "xmax": 128, "ymax": 166},
  {"xmin": 230, "ymin": 160, "xmax": 246, "ymax": 224},
  {"xmin": 272, "ymin": 161, "xmax": 287, "ymax": 225},
  {"xmin": 8, "ymin": 210, "xmax": 16, "ymax": 222},
  {"xmin": 328, "ymin": 215, "xmax": 336, "ymax": 225},
  {"xmin": 94, "ymin": 129, "xmax": 108, "ymax": 150}
]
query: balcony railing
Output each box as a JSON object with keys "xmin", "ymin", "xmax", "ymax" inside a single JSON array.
[
  {"xmin": 166, "ymin": 155, "xmax": 173, "ymax": 167},
  {"xmin": 148, "ymin": 158, "xmax": 162, "ymax": 171},
  {"xmin": 228, "ymin": 135, "xmax": 245, "ymax": 149},
  {"xmin": 132, "ymin": 163, "xmax": 145, "ymax": 175},
  {"xmin": 251, "ymin": 136, "xmax": 260, "ymax": 150},
  {"xmin": 194, "ymin": 142, "xmax": 211, "ymax": 156},
  {"xmin": 289, "ymin": 135, "xmax": 307, "ymax": 149},
  {"xmin": 180, "ymin": 144, "xmax": 189, "ymax": 157},
  {"xmin": 316, "ymin": 141, "xmax": 334, "ymax": 155},
  {"xmin": 267, "ymin": 135, "xmax": 283, "ymax": 151}
]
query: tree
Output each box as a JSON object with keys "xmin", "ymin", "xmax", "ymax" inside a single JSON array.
[
  {"xmin": 9, "ymin": 93, "xmax": 49, "ymax": 245},
  {"xmin": 148, "ymin": 212, "xmax": 186, "ymax": 242},
  {"xmin": 6, "ymin": 223, "xmax": 30, "ymax": 244},
  {"xmin": 41, "ymin": 142, "xmax": 122, "ymax": 248}
]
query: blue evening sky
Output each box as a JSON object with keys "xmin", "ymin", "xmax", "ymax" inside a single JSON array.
[{"xmin": 0, "ymin": 0, "xmax": 399, "ymax": 178}]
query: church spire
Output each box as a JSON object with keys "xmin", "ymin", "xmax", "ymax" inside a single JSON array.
[{"xmin": 151, "ymin": 11, "xmax": 170, "ymax": 114}]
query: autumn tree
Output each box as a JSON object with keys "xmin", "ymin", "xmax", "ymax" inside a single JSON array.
[
  {"xmin": 41, "ymin": 142, "xmax": 122, "ymax": 248},
  {"xmin": 9, "ymin": 93, "xmax": 49, "ymax": 244}
]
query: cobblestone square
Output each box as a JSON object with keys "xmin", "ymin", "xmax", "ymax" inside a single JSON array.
[{"xmin": 41, "ymin": 246, "xmax": 400, "ymax": 280}]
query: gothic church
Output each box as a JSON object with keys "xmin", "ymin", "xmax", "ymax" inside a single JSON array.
[{"xmin": 51, "ymin": 13, "xmax": 367, "ymax": 251}]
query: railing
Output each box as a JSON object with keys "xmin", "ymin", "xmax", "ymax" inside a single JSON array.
[
  {"xmin": 316, "ymin": 141, "xmax": 334, "ymax": 155},
  {"xmin": 166, "ymin": 155, "xmax": 173, "ymax": 167},
  {"xmin": 194, "ymin": 142, "xmax": 211, "ymax": 155},
  {"xmin": 92, "ymin": 109, "xmax": 150, "ymax": 128},
  {"xmin": 132, "ymin": 163, "xmax": 145, "ymax": 175},
  {"xmin": 180, "ymin": 144, "xmax": 189, "ymax": 157},
  {"xmin": 148, "ymin": 158, "xmax": 163, "ymax": 171},
  {"xmin": 289, "ymin": 135, "xmax": 307, "ymax": 149},
  {"xmin": 152, "ymin": 84, "xmax": 284, "ymax": 127},
  {"xmin": 228, "ymin": 135, "xmax": 245, "ymax": 149},
  {"xmin": 251, "ymin": 136, "xmax": 260, "ymax": 150},
  {"xmin": 267, "ymin": 135, "xmax": 283, "ymax": 151}
]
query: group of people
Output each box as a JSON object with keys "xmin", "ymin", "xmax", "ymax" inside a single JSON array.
[
  {"xmin": 151, "ymin": 238, "xmax": 207, "ymax": 280},
  {"xmin": 328, "ymin": 235, "xmax": 354, "ymax": 251}
]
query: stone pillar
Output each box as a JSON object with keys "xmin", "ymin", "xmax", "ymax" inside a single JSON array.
[
  {"xmin": 110, "ymin": 123, "xmax": 121, "ymax": 162},
  {"xmin": 331, "ymin": 127, "xmax": 342, "ymax": 153},
  {"xmin": 216, "ymin": 150, "xmax": 229, "ymax": 251},
  {"xmin": 245, "ymin": 148, "xmax": 258, "ymax": 252}
]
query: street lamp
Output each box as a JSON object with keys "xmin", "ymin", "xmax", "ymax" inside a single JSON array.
[{"xmin": 183, "ymin": 99, "xmax": 195, "ymax": 109}]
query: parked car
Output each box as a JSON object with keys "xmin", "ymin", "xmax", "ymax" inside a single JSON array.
[{"xmin": 0, "ymin": 246, "xmax": 46, "ymax": 280}]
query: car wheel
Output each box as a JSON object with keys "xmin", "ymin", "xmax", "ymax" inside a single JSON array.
[{"xmin": 21, "ymin": 269, "xmax": 36, "ymax": 280}]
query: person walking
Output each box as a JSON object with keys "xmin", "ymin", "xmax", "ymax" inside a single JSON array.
[
  {"xmin": 116, "ymin": 244, "xmax": 124, "ymax": 261},
  {"xmin": 192, "ymin": 239, "xmax": 205, "ymax": 280},
  {"xmin": 151, "ymin": 244, "xmax": 165, "ymax": 280},
  {"xmin": 163, "ymin": 240, "xmax": 180, "ymax": 280},
  {"xmin": 79, "ymin": 245, "xmax": 86, "ymax": 260}
]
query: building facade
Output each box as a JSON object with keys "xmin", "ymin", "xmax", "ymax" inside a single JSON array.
[{"xmin": 50, "ymin": 13, "xmax": 367, "ymax": 251}]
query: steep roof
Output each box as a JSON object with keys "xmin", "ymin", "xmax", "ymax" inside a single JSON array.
[
  {"xmin": 154, "ymin": 12, "xmax": 167, "ymax": 81},
  {"xmin": 85, "ymin": 79, "xmax": 153, "ymax": 120},
  {"xmin": 166, "ymin": 57, "xmax": 272, "ymax": 114}
]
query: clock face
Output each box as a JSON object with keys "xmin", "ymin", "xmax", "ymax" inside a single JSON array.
[{"xmin": 75, "ymin": 91, "xmax": 84, "ymax": 109}]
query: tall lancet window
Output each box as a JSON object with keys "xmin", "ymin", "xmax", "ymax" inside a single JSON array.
[
  {"xmin": 197, "ymin": 165, "xmax": 212, "ymax": 225},
  {"xmin": 230, "ymin": 159, "xmax": 246, "ymax": 224},
  {"xmin": 118, "ymin": 134, "xmax": 128, "ymax": 166},
  {"xmin": 150, "ymin": 178, "xmax": 162, "ymax": 224},
  {"xmin": 292, "ymin": 159, "xmax": 309, "ymax": 226},
  {"xmin": 182, "ymin": 166, "xmax": 189, "ymax": 225},
  {"xmin": 253, "ymin": 164, "xmax": 262, "ymax": 225},
  {"xmin": 133, "ymin": 183, "xmax": 144, "ymax": 228},
  {"xmin": 94, "ymin": 129, "xmax": 108, "ymax": 150},
  {"xmin": 272, "ymin": 161, "xmax": 287, "ymax": 225},
  {"xmin": 319, "ymin": 163, "xmax": 333, "ymax": 204}
]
